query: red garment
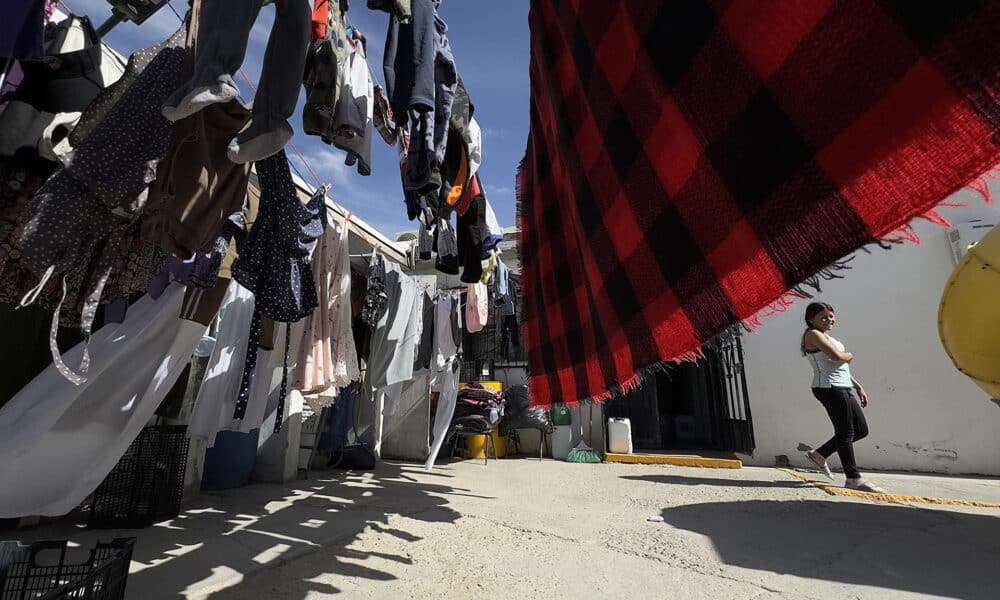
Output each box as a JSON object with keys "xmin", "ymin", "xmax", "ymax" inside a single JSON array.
[
  {"xmin": 311, "ymin": 0, "xmax": 329, "ymax": 41},
  {"xmin": 519, "ymin": 0, "xmax": 1000, "ymax": 408},
  {"xmin": 455, "ymin": 172, "xmax": 481, "ymax": 217}
]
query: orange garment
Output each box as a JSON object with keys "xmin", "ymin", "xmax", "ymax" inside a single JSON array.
[{"xmin": 311, "ymin": 0, "xmax": 328, "ymax": 41}]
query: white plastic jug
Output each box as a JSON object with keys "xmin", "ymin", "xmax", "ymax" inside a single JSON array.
[{"xmin": 607, "ymin": 417, "xmax": 633, "ymax": 454}]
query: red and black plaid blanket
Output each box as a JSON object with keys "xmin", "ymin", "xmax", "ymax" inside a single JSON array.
[{"xmin": 519, "ymin": 0, "xmax": 1000, "ymax": 408}]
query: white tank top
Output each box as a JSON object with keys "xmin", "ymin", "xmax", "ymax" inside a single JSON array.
[{"xmin": 806, "ymin": 334, "xmax": 853, "ymax": 388}]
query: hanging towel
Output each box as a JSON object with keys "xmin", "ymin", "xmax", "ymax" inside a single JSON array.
[
  {"xmin": 293, "ymin": 217, "xmax": 360, "ymax": 396},
  {"xmin": 0, "ymin": 285, "xmax": 203, "ymax": 518},
  {"xmin": 519, "ymin": 0, "xmax": 1000, "ymax": 407}
]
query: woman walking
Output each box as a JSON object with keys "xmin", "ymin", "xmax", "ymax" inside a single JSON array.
[{"xmin": 802, "ymin": 302, "xmax": 885, "ymax": 493}]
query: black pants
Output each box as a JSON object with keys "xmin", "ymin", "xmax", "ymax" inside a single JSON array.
[{"xmin": 813, "ymin": 387, "xmax": 869, "ymax": 479}]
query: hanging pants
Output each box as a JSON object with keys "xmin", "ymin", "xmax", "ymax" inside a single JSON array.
[
  {"xmin": 182, "ymin": 0, "xmax": 311, "ymax": 135},
  {"xmin": 424, "ymin": 358, "xmax": 460, "ymax": 469}
]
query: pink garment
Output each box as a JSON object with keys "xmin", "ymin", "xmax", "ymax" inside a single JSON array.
[
  {"xmin": 292, "ymin": 217, "xmax": 360, "ymax": 397},
  {"xmin": 466, "ymin": 282, "xmax": 488, "ymax": 334}
]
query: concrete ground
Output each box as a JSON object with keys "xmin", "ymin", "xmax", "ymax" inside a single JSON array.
[{"xmin": 6, "ymin": 459, "xmax": 1000, "ymax": 599}]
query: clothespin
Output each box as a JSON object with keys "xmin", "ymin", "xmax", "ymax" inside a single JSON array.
[{"xmin": 344, "ymin": 211, "xmax": 352, "ymax": 223}]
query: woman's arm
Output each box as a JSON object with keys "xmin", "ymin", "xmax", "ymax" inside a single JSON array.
[
  {"xmin": 804, "ymin": 330, "xmax": 854, "ymax": 362},
  {"xmin": 851, "ymin": 375, "xmax": 869, "ymax": 407}
]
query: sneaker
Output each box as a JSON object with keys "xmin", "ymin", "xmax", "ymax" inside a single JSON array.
[
  {"xmin": 806, "ymin": 450, "xmax": 835, "ymax": 480},
  {"xmin": 845, "ymin": 478, "xmax": 887, "ymax": 493}
]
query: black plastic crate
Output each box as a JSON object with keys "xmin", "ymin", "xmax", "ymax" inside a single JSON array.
[
  {"xmin": 0, "ymin": 538, "xmax": 135, "ymax": 600},
  {"xmin": 88, "ymin": 425, "xmax": 190, "ymax": 529}
]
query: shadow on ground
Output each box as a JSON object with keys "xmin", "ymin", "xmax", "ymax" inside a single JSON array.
[
  {"xmin": 662, "ymin": 499, "xmax": 1000, "ymax": 599},
  {"xmin": 621, "ymin": 474, "xmax": 813, "ymax": 489},
  {"xmin": 6, "ymin": 461, "xmax": 472, "ymax": 598}
]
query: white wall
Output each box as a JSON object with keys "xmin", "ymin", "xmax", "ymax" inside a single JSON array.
[{"xmin": 742, "ymin": 185, "xmax": 1000, "ymax": 476}]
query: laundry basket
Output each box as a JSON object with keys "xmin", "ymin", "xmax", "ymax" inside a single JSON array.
[
  {"xmin": 0, "ymin": 538, "xmax": 135, "ymax": 600},
  {"xmin": 88, "ymin": 425, "xmax": 190, "ymax": 529}
]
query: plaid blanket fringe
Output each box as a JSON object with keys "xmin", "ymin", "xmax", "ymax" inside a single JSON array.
[
  {"xmin": 518, "ymin": 161, "xmax": 996, "ymax": 408},
  {"xmin": 518, "ymin": 0, "xmax": 1000, "ymax": 409}
]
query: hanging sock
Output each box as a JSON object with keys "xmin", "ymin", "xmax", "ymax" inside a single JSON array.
[{"xmin": 226, "ymin": 120, "xmax": 295, "ymax": 164}]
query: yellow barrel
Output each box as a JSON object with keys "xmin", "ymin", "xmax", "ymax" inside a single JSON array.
[
  {"xmin": 462, "ymin": 381, "xmax": 506, "ymax": 458},
  {"xmin": 465, "ymin": 430, "xmax": 508, "ymax": 459},
  {"xmin": 938, "ymin": 224, "xmax": 1000, "ymax": 398}
]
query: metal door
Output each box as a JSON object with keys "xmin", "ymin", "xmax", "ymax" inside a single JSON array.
[{"xmin": 704, "ymin": 326, "xmax": 756, "ymax": 455}]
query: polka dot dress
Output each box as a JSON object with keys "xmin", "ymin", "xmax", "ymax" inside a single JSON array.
[{"xmin": 231, "ymin": 150, "xmax": 327, "ymax": 430}]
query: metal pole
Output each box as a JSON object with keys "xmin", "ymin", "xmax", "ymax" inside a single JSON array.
[{"xmin": 96, "ymin": 11, "xmax": 127, "ymax": 37}]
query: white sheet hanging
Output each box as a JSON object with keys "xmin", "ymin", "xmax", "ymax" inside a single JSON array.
[
  {"xmin": 0, "ymin": 285, "xmax": 203, "ymax": 517},
  {"xmin": 188, "ymin": 280, "xmax": 270, "ymax": 446}
]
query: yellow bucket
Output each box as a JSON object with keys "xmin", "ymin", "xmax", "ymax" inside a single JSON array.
[{"xmin": 465, "ymin": 429, "xmax": 508, "ymax": 459}]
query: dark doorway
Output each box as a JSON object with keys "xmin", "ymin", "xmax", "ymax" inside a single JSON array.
[{"xmin": 604, "ymin": 327, "xmax": 755, "ymax": 455}]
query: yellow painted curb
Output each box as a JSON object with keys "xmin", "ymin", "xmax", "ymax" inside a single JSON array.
[
  {"xmin": 605, "ymin": 453, "xmax": 742, "ymax": 469},
  {"xmin": 782, "ymin": 469, "xmax": 1000, "ymax": 508}
]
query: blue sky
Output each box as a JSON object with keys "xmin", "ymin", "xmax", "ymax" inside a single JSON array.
[{"xmin": 65, "ymin": 0, "xmax": 530, "ymax": 237}]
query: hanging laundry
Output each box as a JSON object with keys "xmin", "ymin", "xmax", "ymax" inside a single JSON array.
[
  {"xmin": 231, "ymin": 150, "xmax": 326, "ymax": 431},
  {"xmin": 413, "ymin": 287, "xmax": 435, "ymax": 373},
  {"xmin": 367, "ymin": 260, "xmax": 421, "ymax": 417},
  {"xmin": 466, "ymin": 117, "xmax": 482, "ymax": 180},
  {"xmin": 143, "ymin": 9, "xmax": 252, "ymax": 260},
  {"xmin": 362, "ymin": 251, "xmax": 389, "ymax": 327},
  {"xmin": 178, "ymin": 211, "xmax": 249, "ymax": 326},
  {"xmin": 373, "ymin": 84, "xmax": 398, "ymax": 145},
  {"xmin": 432, "ymin": 215, "xmax": 458, "ymax": 275},
  {"xmin": 292, "ymin": 216, "xmax": 360, "ymax": 397},
  {"xmin": 520, "ymin": 0, "xmax": 1000, "ymax": 407},
  {"xmin": 16, "ymin": 22, "xmax": 187, "ymax": 384},
  {"xmin": 2, "ymin": 1, "xmax": 54, "ymax": 63},
  {"xmin": 479, "ymin": 250, "xmax": 498, "ymax": 285},
  {"xmin": 0, "ymin": 285, "xmax": 203, "ymax": 518},
  {"xmin": 311, "ymin": 0, "xmax": 330, "ymax": 41},
  {"xmin": 368, "ymin": 0, "xmax": 411, "ymax": 23},
  {"xmin": 437, "ymin": 77, "xmax": 475, "ymax": 217},
  {"xmin": 332, "ymin": 28, "xmax": 374, "ymax": 175},
  {"xmin": 383, "ymin": 0, "xmax": 456, "ymax": 195},
  {"xmin": 188, "ymin": 281, "xmax": 271, "ymax": 446},
  {"xmin": 0, "ymin": 15, "xmax": 122, "ymax": 162},
  {"xmin": 456, "ymin": 193, "xmax": 486, "ymax": 283},
  {"xmin": 417, "ymin": 217, "xmax": 434, "ymax": 261},
  {"xmin": 303, "ymin": 0, "xmax": 349, "ymax": 142},
  {"xmin": 466, "ymin": 281, "xmax": 488, "ymax": 334},
  {"xmin": 482, "ymin": 196, "xmax": 503, "ymax": 257},
  {"xmin": 425, "ymin": 291, "xmax": 460, "ymax": 469},
  {"xmin": 162, "ymin": 0, "xmax": 312, "ymax": 164}
]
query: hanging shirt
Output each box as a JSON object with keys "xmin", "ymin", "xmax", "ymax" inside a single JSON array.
[
  {"xmin": 466, "ymin": 282, "xmax": 488, "ymax": 334},
  {"xmin": 368, "ymin": 260, "xmax": 420, "ymax": 391},
  {"xmin": 332, "ymin": 30, "xmax": 374, "ymax": 175}
]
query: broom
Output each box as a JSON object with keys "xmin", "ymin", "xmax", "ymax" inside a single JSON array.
[{"xmin": 567, "ymin": 403, "xmax": 601, "ymax": 463}]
